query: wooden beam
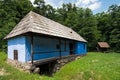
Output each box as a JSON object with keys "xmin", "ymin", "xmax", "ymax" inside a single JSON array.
[
  {"xmin": 34, "ymin": 57, "xmax": 58, "ymax": 66},
  {"xmin": 64, "ymin": 40, "xmax": 66, "ymax": 51},
  {"xmin": 34, "ymin": 50, "xmax": 65, "ymax": 54},
  {"xmin": 59, "ymin": 39, "xmax": 62, "ymax": 58},
  {"xmin": 31, "ymin": 36, "xmax": 34, "ymax": 64}
]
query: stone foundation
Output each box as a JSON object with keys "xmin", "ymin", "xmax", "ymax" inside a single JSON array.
[
  {"xmin": 7, "ymin": 59, "xmax": 32, "ymax": 73},
  {"xmin": 53, "ymin": 54, "xmax": 86, "ymax": 73},
  {"xmin": 7, "ymin": 54, "xmax": 86, "ymax": 74}
]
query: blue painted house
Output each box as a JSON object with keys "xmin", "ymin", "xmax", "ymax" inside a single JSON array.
[{"xmin": 4, "ymin": 11, "xmax": 87, "ymax": 63}]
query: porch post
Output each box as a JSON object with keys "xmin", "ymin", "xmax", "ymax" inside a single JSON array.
[
  {"xmin": 31, "ymin": 36, "xmax": 34, "ymax": 64},
  {"xmin": 59, "ymin": 39, "xmax": 61, "ymax": 58},
  {"xmin": 64, "ymin": 40, "xmax": 66, "ymax": 51}
]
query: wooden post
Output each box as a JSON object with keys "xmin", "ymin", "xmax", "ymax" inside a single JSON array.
[
  {"xmin": 48, "ymin": 62, "xmax": 51, "ymax": 75},
  {"xmin": 59, "ymin": 39, "xmax": 61, "ymax": 58},
  {"xmin": 64, "ymin": 40, "xmax": 66, "ymax": 51},
  {"xmin": 31, "ymin": 36, "xmax": 34, "ymax": 64}
]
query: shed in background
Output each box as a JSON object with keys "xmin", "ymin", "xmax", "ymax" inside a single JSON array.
[{"xmin": 97, "ymin": 42, "xmax": 110, "ymax": 52}]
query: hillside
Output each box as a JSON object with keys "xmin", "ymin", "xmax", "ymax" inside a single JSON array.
[{"xmin": 0, "ymin": 52, "xmax": 120, "ymax": 80}]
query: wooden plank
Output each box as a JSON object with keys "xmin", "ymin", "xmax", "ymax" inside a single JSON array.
[
  {"xmin": 31, "ymin": 54, "xmax": 86, "ymax": 66},
  {"xmin": 34, "ymin": 50, "xmax": 66, "ymax": 54},
  {"xmin": 33, "ymin": 57, "xmax": 58, "ymax": 66},
  {"xmin": 59, "ymin": 39, "xmax": 62, "ymax": 58}
]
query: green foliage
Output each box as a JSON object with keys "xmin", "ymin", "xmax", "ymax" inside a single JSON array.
[
  {"xmin": 78, "ymin": 8, "xmax": 101, "ymax": 51},
  {"xmin": 96, "ymin": 5, "xmax": 120, "ymax": 52},
  {"xmin": 0, "ymin": 0, "xmax": 33, "ymax": 49},
  {"xmin": 109, "ymin": 5, "xmax": 120, "ymax": 52},
  {"xmin": 0, "ymin": 52, "xmax": 120, "ymax": 80},
  {"xmin": 33, "ymin": 0, "xmax": 56, "ymax": 20}
]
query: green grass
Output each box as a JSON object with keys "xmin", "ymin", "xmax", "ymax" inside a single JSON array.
[{"xmin": 0, "ymin": 52, "xmax": 120, "ymax": 80}]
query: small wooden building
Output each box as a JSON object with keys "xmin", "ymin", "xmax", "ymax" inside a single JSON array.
[
  {"xmin": 97, "ymin": 42, "xmax": 110, "ymax": 52},
  {"xmin": 4, "ymin": 11, "xmax": 87, "ymax": 73}
]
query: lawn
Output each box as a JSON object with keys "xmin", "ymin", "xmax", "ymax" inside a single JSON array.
[{"xmin": 0, "ymin": 52, "xmax": 120, "ymax": 80}]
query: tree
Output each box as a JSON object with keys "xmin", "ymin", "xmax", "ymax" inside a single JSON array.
[
  {"xmin": 96, "ymin": 5, "xmax": 120, "ymax": 52},
  {"xmin": 33, "ymin": 0, "xmax": 56, "ymax": 20},
  {"xmin": 96, "ymin": 12, "xmax": 111, "ymax": 41},
  {"xmin": 33, "ymin": 0, "xmax": 46, "ymax": 16},
  {"xmin": 108, "ymin": 5, "xmax": 120, "ymax": 52},
  {"xmin": 0, "ymin": 0, "xmax": 33, "ymax": 49},
  {"xmin": 78, "ymin": 8, "xmax": 101, "ymax": 51}
]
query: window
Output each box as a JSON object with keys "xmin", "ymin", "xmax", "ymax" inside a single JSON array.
[{"xmin": 14, "ymin": 50, "xmax": 18, "ymax": 60}]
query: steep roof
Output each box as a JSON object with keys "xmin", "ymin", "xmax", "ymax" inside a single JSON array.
[
  {"xmin": 4, "ymin": 11, "xmax": 87, "ymax": 42},
  {"xmin": 98, "ymin": 42, "xmax": 110, "ymax": 48}
]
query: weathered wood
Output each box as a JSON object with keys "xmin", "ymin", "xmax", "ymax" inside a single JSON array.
[
  {"xmin": 34, "ymin": 50, "xmax": 65, "ymax": 54},
  {"xmin": 4, "ymin": 11, "xmax": 87, "ymax": 43},
  {"xmin": 33, "ymin": 54, "xmax": 82, "ymax": 66},
  {"xmin": 64, "ymin": 40, "xmax": 66, "ymax": 51},
  {"xmin": 33, "ymin": 57, "xmax": 58, "ymax": 66},
  {"xmin": 59, "ymin": 39, "xmax": 62, "ymax": 58}
]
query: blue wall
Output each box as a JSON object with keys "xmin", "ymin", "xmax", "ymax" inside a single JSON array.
[
  {"xmin": 8, "ymin": 36, "xmax": 87, "ymax": 63},
  {"xmin": 25, "ymin": 36, "xmax": 31, "ymax": 62},
  {"xmin": 75, "ymin": 42, "xmax": 87, "ymax": 54},
  {"xmin": 8, "ymin": 36, "xmax": 26, "ymax": 62},
  {"xmin": 25, "ymin": 36, "xmax": 70, "ymax": 61}
]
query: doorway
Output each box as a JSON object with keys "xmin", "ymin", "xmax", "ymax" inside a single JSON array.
[{"xmin": 69, "ymin": 43, "xmax": 74, "ymax": 55}]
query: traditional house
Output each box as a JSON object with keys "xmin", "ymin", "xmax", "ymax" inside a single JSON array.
[
  {"xmin": 4, "ymin": 11, "xmax": 87, "ymax": 73},
  {"xmin": 97, "ymin": 42, "xmax": 110, "ymax": 52}
]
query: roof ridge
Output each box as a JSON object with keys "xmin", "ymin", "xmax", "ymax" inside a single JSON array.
[{"xmin": 27, "ymin": 11, "xmax": 34, "ymax": 31}]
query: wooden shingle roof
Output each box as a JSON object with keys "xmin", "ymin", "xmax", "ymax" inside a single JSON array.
[
  {"xmin": 4, "ymin": 11, "xmax": 87, "ymax": 42},
  {"xmin": 98, "ymin": 42, "xmax": 110, "ymax": 48}
]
